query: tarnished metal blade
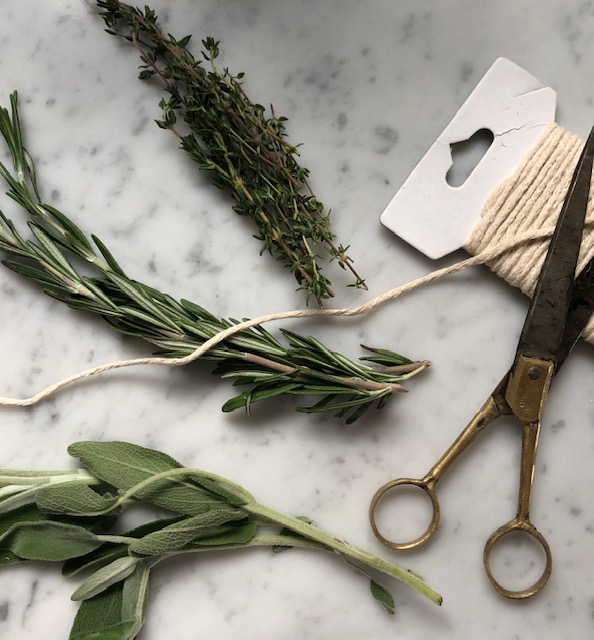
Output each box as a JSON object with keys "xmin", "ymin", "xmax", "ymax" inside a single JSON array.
[
  {"xmin": 515, "ymin": 126, "xmax": 594, "ymax": 365},
  {"xmin": 555, "ymin": 256, "xmax": 594, "ymax": 369}
]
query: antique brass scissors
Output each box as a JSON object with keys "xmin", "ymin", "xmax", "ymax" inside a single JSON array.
[{"xmin": 369, "ymin": 127, "xmax": 594, "ymax": 600}]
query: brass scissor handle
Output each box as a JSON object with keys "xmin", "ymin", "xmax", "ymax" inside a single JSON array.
[
  {"xmin": 370, "ymin": 467, "xmax": 553, "ymax": 599},
  {"xmin": 369, "ymin": 476, "xmax": 440, "ymax": 550},
  {"xmin": 369, "ymin": 362, "xmax": 555, "ymax": 599},
  {"xmin": 483, "ymin": 517, "xmax": 552, "ymax": 600},
  {"xmin": 370, "ymin": 389, "xmax": 503, "ymax": 551}
]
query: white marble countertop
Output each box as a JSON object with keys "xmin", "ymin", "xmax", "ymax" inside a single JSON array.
[{"xmin": 2, "ymin": 1, "xmax": 594, "ymax": 638}]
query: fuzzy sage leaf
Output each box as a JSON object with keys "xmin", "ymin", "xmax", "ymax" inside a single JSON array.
[
  {"xmin": 2, "ymin": 441, "xmax": 441, "ymax": 639},
  {"xmin": 0, "ymin": 503, "xmax": 57, "ymax": 565},
  {"xmin": 371, "ymin": 579, "xmax": 396, "ymax": 615},
  {"xmin": 121, "ymin": 562, "xmax": 150, "ymax": 636},
  {"xmin": 184, "ymin": 521, "xmax": 258, "ymax": 548},
  {"xmin": 69, "ymin": 582, "xmax": 136, "ymax": 640},
  {"xmin": 70, "ymin": 563, "xmax": 150, "ymax": 639},
  {"xmin": 71, "ymin": 556, "xmax": 139, "ymax": 601},
  {"xmin": 62, "ymin": 516, "xmax": 186, "ymax": 578},
  {"xmin": 128, "ymin": 508, "xmax": 248, "ymax": 556},
  {"xmin": 67, "ymin": 441, "xmax": 253, "ymax": 509},
  {"xmin": 35, "ymin": 483, "xmax": 118, "ymax": 516},
  {"xmin": 0, "ymin": 521, "xmax": 102, "ymax": 561}
]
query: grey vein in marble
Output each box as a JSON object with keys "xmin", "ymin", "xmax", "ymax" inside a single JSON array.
[{"xmin": 1, "ymin": 1, "xmax": 594, "ymax": 639}]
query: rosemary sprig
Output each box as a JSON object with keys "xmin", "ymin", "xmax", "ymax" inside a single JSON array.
[
  {"xmin": 0, "ymin": 441, "xmax": 441, "ymax": 639},
  {"xmin": 97, "ymin": 0, "xmax": 366, "ymax": 306},
  {"xmin": 0, "ymin": 92, "xmax": 428, "ymax": 422}
]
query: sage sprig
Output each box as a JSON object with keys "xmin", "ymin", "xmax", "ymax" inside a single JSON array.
[
  {"xmin": 0, "ymin": 91, "xmax": 428, "ymax": 422},
  {"xmin": 0, "ymin": 441, "xmax": 442, "ymax": 639},
  {"xmin": 97, "ymin": 0, "xmax": 365, "ymax": 306}
]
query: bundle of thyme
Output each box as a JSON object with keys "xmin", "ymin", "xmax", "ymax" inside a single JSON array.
[
  {"xmin": 0, "ymin": 441, "xmax": 441, "ymax": 638},
  {"xmin": 97, "ymin": 0, "xmax": 365, "ymax": 306},
  {"xmin": 0, "ymin": 92, "xmax": 427, "ymax": 422}
]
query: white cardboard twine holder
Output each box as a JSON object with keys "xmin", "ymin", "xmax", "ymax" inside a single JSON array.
[{"xmin": 380, "ymin": 58, "xmax": 557, "ymax": 260}]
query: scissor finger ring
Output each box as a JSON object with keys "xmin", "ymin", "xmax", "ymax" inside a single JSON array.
[
  {"xmin": 369, "ymin": 477, "xmax": 440, "ymax": 550},
  {"xmin": 483, "ymin": 518, "xmax": 553, "ymax": 599}
]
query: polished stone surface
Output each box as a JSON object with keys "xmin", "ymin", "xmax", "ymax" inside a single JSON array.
[{"xmin": 1, "ymin": 1, "xmax": 594, "ymax": 638}]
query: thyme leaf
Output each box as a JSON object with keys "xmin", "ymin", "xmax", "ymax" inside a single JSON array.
[{"xmin": 97, "ymin": 0, "xmax": 366, "ymax": 306}]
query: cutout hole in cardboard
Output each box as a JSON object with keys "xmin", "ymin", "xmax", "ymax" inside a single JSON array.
[{"xmin": 446, "ymin": 128, "xmax": 495, "ymax": 188}]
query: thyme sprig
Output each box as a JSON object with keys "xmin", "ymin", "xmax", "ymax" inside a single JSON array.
[
  {"xmin": 97, "ymin": 0, "xmax": 365, "ymax": 306},
  {"xmin": 0, "ymin": 92, "xmax": 428, "ymax": 422},
  {"xmin": 0, "ymin": 441, "xmax": 441, "ymax": 638}
]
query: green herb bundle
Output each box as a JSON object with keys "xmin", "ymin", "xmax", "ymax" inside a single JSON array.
[
  {"xmin": 97, "ymin": 0, "xmax": 365, "ymax": 306},
  {"xmin": 0, "ymin": 441, "xmax": 441, "ymax": 638},
  {"xmin": 0, "ymin": 92, "xmax": 427, "ymax": 422}
]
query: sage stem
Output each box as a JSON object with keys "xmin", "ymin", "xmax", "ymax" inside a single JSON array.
[{"xmin": 245, "ymin": 501, "xmax": 442, "ymax": 605}]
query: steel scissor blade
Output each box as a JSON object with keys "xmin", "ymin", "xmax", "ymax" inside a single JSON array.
[
  {"xmin": 554, "ymin": 256, "xmax": 594, "ymax": 369},
  {"xmin": 515, "ymin": 126, "xmax": 594, "ymax": 367}
]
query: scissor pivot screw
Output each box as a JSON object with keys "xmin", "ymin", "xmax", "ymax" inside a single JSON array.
[{"xmin": 528, "ymin": 367, "xmax": 541, "ymax": 380}]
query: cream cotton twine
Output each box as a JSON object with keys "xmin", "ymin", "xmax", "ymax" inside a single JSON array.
[{"xmin": 1, "ymin": 124, "xmax": 592, "ymax": 407}]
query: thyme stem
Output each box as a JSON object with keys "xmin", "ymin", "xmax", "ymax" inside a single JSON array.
[{"xmin": 98, "ymin": 0, "xmax": 366, "ymax": 305}]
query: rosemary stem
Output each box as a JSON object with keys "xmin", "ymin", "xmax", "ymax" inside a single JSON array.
[
  {"xmin": 241, "ymin": 352, "xmax": 406, "ymax": 393},
  {"xmin": 0, "ymin": 88, "xmax": 425, "ymax": 422},
  {"xmin": 382, "ymin": 360, "xmax": 431, "ymax": 375},
  {"xmin": 241, "ymin": 352, "xmax": 296, "ymax": 374}
]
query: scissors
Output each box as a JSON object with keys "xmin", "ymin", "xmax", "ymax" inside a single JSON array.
[{"xmin": 369, "ymin": 127, "xmax": 594, "ymax": 600}]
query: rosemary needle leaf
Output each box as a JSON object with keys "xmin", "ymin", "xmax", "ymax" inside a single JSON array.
[
  {"xmin": 221, "ymin": 384, "xmax": 302, "ymax": 413},
  {"xmin": 359, "ymin": 345, "xmax": 414, "ymax": 367},
  {"xmin": 2, "ymin": 259, "xmax": 64, "ymax": 289},
  {"xmin": 43, "ymin": 204, "xmax": 94, "ymax": 253},
  {"xmin": 92, "ymin": 234, "xmax": 128, "ymax": 277},
  {"xmin": 0, "ymin": 91, "xmax": 426, "ymax": 422}
]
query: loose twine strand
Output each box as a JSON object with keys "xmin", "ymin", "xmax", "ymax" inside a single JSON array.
[{"xmin": 1, "ymin": 123, "xmax": 592, "ymax": 408}]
